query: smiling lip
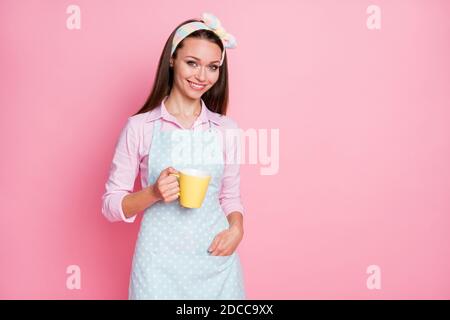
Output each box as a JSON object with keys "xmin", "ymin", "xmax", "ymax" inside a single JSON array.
[{"xmin": 188, "ymin": 80, "xmax": 207, "ymax": 90}]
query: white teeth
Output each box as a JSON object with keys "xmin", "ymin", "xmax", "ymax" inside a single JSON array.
[{"xmin": 189, "ymin": 81, "xmax": 205, "ymax": 89}]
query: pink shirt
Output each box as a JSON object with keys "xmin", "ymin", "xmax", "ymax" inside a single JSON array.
[{"xmin": 101, "ymin": 96, "xmax": 245, "ymax": 223}]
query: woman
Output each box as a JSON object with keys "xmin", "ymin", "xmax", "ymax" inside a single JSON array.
[{"xmin": 101, "ymin": 13, "xmax": 246, "ymax": 299}]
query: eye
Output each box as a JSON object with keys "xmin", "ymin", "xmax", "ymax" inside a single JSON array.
[
  {"xmin": 186, "ymin": 60, "xmax": 197, "ymax": 67},
  {"xmin": 209, "ymin": 65, "xmax": 219, "ymax": 71}
]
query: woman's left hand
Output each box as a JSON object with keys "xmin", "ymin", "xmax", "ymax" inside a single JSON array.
[{"xmin": 208, "ymin": 225, "xmax": 244, "ymax": 256}]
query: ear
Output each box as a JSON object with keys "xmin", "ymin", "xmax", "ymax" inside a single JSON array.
[{"xmin": 169, "ymin": 58, "xmax": 174, "ymax": 67}]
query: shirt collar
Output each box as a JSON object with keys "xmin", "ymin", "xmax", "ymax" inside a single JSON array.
[{"xmin": 146, "ymin": 95, "xmax": 222, "ymax": 127}]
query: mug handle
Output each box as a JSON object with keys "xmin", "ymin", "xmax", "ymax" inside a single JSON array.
[{"xmin": 169, "ymin": 173, "xmax": 181, "ymax": 196}]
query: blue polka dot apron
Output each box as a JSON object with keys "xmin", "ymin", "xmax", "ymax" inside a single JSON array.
[{"xmin": 129, "ymin": 118, "xmax": 246, "ymax": 300}]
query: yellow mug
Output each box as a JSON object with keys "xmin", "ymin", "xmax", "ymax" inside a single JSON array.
[{"xmin": 170, "ymin": 169, "xmax": 211, "ymax": 208}]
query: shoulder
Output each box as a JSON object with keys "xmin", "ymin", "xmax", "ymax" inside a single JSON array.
[
  {"xmin": 125, "ymin": 111, "xmax": 152, "ymax": 132},
  {"xmin": 116, "ymin": 112, "xmax": 151, "ymax": 146},
  {"xmin": 127, "ymin": 111, "xmax": 148, "ymax": 125}
]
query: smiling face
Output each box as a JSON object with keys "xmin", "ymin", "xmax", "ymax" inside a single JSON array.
[{"xmin": 170, "ymin": 37, "xmax": 222, "ymax": 99}]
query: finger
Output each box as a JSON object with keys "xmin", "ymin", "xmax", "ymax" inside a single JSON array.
[
  {"xmin": 212, "ymin": 243, "xmax": 233, "ymax": 256},
  {"xmin": 162, "ymin": 191, "xmax": 179, "ymax": 202},
  {"xmin": 159, "ymin": 168, "xmax": 170, "ymax": 178},
  {"xmin": 160, "ymin": 166, "xmax": 177, "ymax": 178},
  {"xmin": 166, "ymin": 180, "xmax": 179, "ymax": 189},
  {"xmin": 164, "ymin": 186, "xmax": 180, "ymax": 198},
  {"xmin": 164, "ymin": 193, "xmax": 179, "ymax": 202},
  {"xmin": 212, "ymin": 235, "xmax": 235, "ymax": 256},
  {"xmin": 208, "ymin": 237, "xmax": 222, "ymax": 255},
  {"xmin": 159, "ymin": 180, "xmax": 178, "ymax": 193},
  {"xmin": 168, "ymin": 167, "xmax": 179, "ymax": 174},
  {"xmin": 160, "ymin": 175, "xmax": 178, "ymax": 185},
  {"xmin": 210, "ymin": 247, "xmax": 225, "ymax": 256},
  {"xmin": 159, "ymin": 180, "xmax": 179, "ymax": 194}
]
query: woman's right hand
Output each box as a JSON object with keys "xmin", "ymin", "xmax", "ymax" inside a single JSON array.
[{"xmin": 152, "ymin": 167, "xmax": 180, "ymax": 203}]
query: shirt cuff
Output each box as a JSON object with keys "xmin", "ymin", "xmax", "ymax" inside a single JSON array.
[
  {"xmin": 118, "ymin": 193, "xmax": 137, "ymax": 223},
  {"xmin": 221, "ymin": 202, "xmax": 244, "ymax": 217}
]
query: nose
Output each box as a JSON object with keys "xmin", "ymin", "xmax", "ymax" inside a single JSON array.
[{"xmin": 195, "ymin": 66, "xmax": 207, "ymax": 82}]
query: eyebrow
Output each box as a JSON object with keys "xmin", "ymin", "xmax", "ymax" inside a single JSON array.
[{"xmin": 185, "ymin": 56, "xmax": 220, "ymax": 64}]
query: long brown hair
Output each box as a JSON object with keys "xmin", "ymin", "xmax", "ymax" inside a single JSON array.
[{"xmin": 132, "ymin": 19, "xmax": 229, "ymax": 117}]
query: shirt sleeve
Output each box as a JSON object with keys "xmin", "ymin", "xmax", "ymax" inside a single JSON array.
[
  {"xmin": 101, "ymin": 117, "xmax": 139, "ymax": 223},
  {"xmin": 219, "ymin": 118, "xmax": 245, "ymax": 216}
]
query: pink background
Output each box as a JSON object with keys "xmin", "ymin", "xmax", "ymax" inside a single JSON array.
[{"xmin": 1, "ymin": 0, "xmax": 449, "ymax": 299}]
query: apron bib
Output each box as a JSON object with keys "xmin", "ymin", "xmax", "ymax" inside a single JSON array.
[{"xmin": 129, "ymin": 118, "xmax": 246, "ymax": 299}]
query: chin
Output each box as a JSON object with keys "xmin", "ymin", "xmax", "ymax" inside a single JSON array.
[
  {"xmin": 184, "ymin": 88, "xmax": 205, "ymax": 99},
  {"xmin": 183, "ymin": 91, "xmax": 200, "ymax": 100}
]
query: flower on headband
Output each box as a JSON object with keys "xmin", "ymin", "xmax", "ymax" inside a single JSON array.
[
  {"xmin": 214, "ymin": 26, "xmax": 227, "ymax": 39},
  {"xmin": 201, "ymin": 12, "xmax": 237, "ymax": 49}
]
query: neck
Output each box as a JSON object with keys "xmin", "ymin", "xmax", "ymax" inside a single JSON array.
[{"xmin": 164, "ymin": 90, "xmax": 202, "ymax": 117}]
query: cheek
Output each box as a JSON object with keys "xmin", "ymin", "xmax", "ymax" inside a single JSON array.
[
  {"xmin": 176, "ymin": 65, "xmax": 194, "ymax": 79},
  {"xmin": 208, "ymin": 72, "xmax": 220, "ymax": 84}
]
